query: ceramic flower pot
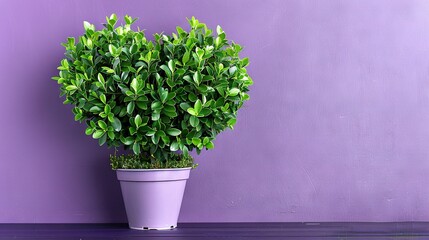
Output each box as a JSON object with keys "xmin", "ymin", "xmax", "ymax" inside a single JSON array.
[{"xmin": 116, "ymin": 168, "xmax": 191, "ymax": 230}]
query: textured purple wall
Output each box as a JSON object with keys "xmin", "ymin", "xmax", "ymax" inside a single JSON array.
[{"xmin": 0, "ymin": 0, "xmax": 428, "ymax": 223}]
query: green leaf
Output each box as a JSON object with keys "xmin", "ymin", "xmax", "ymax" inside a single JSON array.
[
  {"xmin": 168, "ymin": 59, "xmax": 175, "ymax": 72},
  {"xmin": 109, "ymin": 13, "xmax": 118, "ymax": 21},
  {"xmin": 74, "ymin": 113, "xmax": 82, "ymax": 121},
  {"xmin": 104, "ymin": 104, "xmax": 111, "ymax": 114},
  {"xmin": 194, "ymin": 99, "xmax": 202, "ymax": 114},
  {"xmin": 136, "ymin": 101, "xmax": 148, "ymax": 110},
  {"xmin": 206, "ymin": 141, "xmax": 214, "ymax": 149},
  {"xmin": 92, "ymin": 130, "xmax": 104, "ymax": 139},
  {"xmin": 146, "ymin": 129, "xmax": 156, "ymax": 136},
  {"xmin": 160, "ymin": 90, "xmax": 168, "ymax": 103},
  {"xmin": 134, "ymin": 114, "xmax": 142, "ymax": 127},
  {"xmin": 229, "ymin": 66, "xmax": 237, "ymax": 75},
  {"xmin": 67, "ymin": 37, "xmax": 75, "ymax": 47},
  {"xmin": 135, "ymin": 61, "xmax": 147, "ymax": 68},
  {"xmin": 151, "ymin": 134, "xmax": 160, "ymax": 144},
  {"xmin": 228, "ymin": 88, "xmax": 240, "ymax": 96},
  {"xmin": 176, "ymin": 26, "xmax": 185, "ymax": 34},
  {"xmin": 83, "ymin": 21, "xmax": 93, "ymax": 31},
  {"xmin": 125, "ymin": 90, "xmax": 134, "ymax": 96},
  {"xmin": 166, "ymin": 128, "xmax": 181, "ymax": 136},
  {"xmin": 215, "ymin": 37, "xmax": 221, "ymax": 47},
  {"xmin": 188, "ymin": 92, "xmax": 198, "ymax": 102},
  {"xmin": 108, "ymin": 113, "xmax": 114, "ymax": 123},
  {"xmin": 151, "ymin": 101, "xmax": 163, "ymax": 110},
  {"xmin": 85, "ymin": 127, "xmax": 94, "ymax": 135},
  {"xmin": 190, "ymin": 115, "xmax": 199, "ymax": 127},
  {"xmin": 132, "ymin": 142, "xmax": 141, "ymax": 154},
  {"xmin": 183, "ymin": 75, "xmax": 192, "ymax": 83},
  {"xmin": 97, "ymin": 120, "xmax": 107, "ymax": 130},
  {"xmin": 99, "ymin": 94, "xmax": 106, "ymax": 104},
  {"xmin": 182, "ymin": 145, "xmax": 189, "ymax": 156},
  {"xmin": 161, "ymin": 135, "xmax": 170, "ymax": 144},
  {"xmin": 182, "ymin": 51, "xmax": 190, "ymax": 64},
  {"xmin": 170, "ymin": 141, "xmax": 179, "ymax": 151},
  {"xmin": 130, "ymin": 78, "xmax": 138, "ymax": 93},
  {"xmin": 110, "ymin": 22, "xmax": 119, "ymax": 32},
  {"xmin": 241, "ymin": 57, "xmax": 249, "ymax": 67},
  {"xmin": 180, "ymin": 102, "xmax": 192, "ymax": 111},
  {"xmin": 89, "ymin": 106, "xmax": 102, "ymax": 113},
  {"xmin": 129, "ymin": 126, "xmax": 136, "ymax": 135},
  {"xmin": 112, "ymin": 117, "xmax": 122, "ymax": 132},
  {"xmin": 129, "ymin": 44, "xmax": 138, "ymax": 54},
  {"xmin": 242, "ymin": 93, "xmax": 250, "ymax": 101},
  {"xmin": 199, "ymin": 108, "xmax": 212, "ymax": 116},
  {"xmin": 108, "ymin": 44, "xmax": 117, "ymax": 56},
  {"xmin": 124, "ymin": 15, "xmax": 132, "ymax": 25},
  {"xmin": 107, "ymin": 131, "xmax": 115, "ymax": 140},
  {"xmin": 187, "ymin": 108, "xmax": 197, "ymax": 116},
  {"xmin": 227, "ymin": 118, "xmax": 237, "ymax": 127},
  {"xmin": 192, "ymin": 138, "xmax": 201, "ymax": 146},
  {"xmin": 202, "ymin": 75, "xmax": 214, "ymax": 81},
  {"xmin": 102, "ymin": 66, "xmax": 115, "ymax": 74},
  {"xmin": 216, "ymin": 25, "xmax": 223, "ymax": 34},
  {"xmin": 166, "ymin": 92, "xmax": 176, "ymax": 101},
  {"xmin": 127, "ymin": 101, "xmax": 135, "ymax": 114},
  {"xmin": 221, "ymin": 103, "xmax": 230, "ymax": 112},
  {"xmin": 164, "ymin": 110, "xmax": 177, "ymax": 118},
  {"xmin": 193, "ymin": 71, "xmax": 201, "ymax": 85},
  {"xmin": 152, "ymin": 111, "xmax": 160, "ymax": 121},
  {"xmin": 163, "ymin": 105, "xmax": 176, "ymax": 113},
  {"xmin": 99, "ymin": 134, "xmax": 107, "ymax": 146},
  {"xmin": 97, "ymin": 73, "xmax": 105, "ymax": 85},
  {"xmin": 86, "ymin": 37, "xmax": 93, "ymax": 47},
  {"xmin": 156, "ymin": 129, "xmax": 166, "ymax": 137},
  {"xmin": 196, "ymin": 47, "xmax": 204, "ymax": 59},
  {"xmin": 61, "ymin": 59, "xmax": 69, "ymax": 68},
  {"xmin": 121, "ymin": 137, "xmax": 134, "ymax": 145},
  {"xmin": 65, "ymin": 85, "xmax": 78, "ymax": 91},
  {"xmin": 144, "ymin": 51, "xmax": 152, "ymax": 63},
  {"xmin": 218, "ymin": 63, "xmax": 224, "ymax": 72},
  {"xmin": 160, "ymin": 65, "xmax": 171, "ymax": 78}
]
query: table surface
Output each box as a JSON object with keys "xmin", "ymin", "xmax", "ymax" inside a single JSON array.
[{"xmin": 0, "ymin": 222, "xmax": 428, "ymax": 239}]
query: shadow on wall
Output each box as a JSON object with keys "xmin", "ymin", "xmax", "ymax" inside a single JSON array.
[{"xmin": 30, "ymin": 46, "xmax": 127, "ymax": 222}]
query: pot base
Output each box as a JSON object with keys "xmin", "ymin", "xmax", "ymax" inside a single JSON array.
[{"xmin": 129, "ymin": 225, "xmax": 177, "ymax": 230}]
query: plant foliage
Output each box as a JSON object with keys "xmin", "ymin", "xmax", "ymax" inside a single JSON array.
[{"xmin": 53, "ymin": 14, "xmax": 252, "ymax": 166}]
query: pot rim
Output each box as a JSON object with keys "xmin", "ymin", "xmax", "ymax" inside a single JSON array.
[{"xmin": 116, "ymin": 167, "xmax": 192, "ymax": 172}]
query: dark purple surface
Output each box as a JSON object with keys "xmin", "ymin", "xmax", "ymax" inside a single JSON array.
[
  {"xmin": 1, "ymin": 0, "xmax": 429, "ymax": 223},
  {"xmin": 0, "ymin": 223, "xmax": 428, "ymax": 240}
]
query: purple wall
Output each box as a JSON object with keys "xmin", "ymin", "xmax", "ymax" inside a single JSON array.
[{"xmin": 0, "ymin": 0, "xmax": 428, "ymax": 223}]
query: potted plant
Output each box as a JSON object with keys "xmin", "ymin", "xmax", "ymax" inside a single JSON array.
[{"xmin": 52, "ymin": 14, "xmax": 253, "ymax": 230}]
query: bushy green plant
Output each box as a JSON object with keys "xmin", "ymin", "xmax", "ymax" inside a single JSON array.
[{"xmin": 53, "ymin": 14, "xmax": 252, "ymax": 168}]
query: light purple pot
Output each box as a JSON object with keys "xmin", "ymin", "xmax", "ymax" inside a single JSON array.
[{"xmin": 116, "ymin": 168, "xmax": 191, "ymax": 230}]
